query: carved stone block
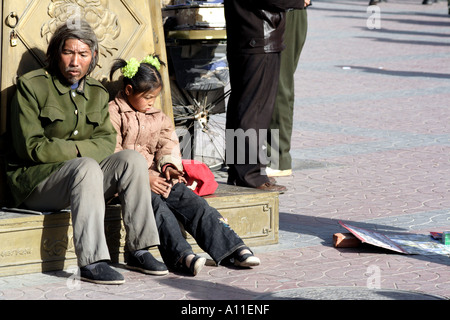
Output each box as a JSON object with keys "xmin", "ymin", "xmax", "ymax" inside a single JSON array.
[{"xmin": 0, "ymin": 184, "xmax": 278, "ymax": 276}]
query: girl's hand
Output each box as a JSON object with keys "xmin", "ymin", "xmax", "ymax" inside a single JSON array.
[
  {"xmin": 149, "ymin": 175, "xmax": 172, "ymax": 196},
  {"xmin": 164, "ymin": 166, "xmax": 187, "ymax": 184}
]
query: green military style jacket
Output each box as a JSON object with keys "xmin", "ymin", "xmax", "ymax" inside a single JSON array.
[{"xmin": 6, "ymin": 68, "xmax": 116, "ymax": 207}]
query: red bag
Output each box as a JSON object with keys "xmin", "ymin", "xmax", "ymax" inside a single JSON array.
[{"xmin": 182, "ymin": 159, "xmax": 218, "ymax": 196}]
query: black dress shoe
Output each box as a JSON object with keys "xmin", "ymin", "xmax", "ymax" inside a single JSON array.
[
  {"xmin": 228, "ymin": 173, "xmax": 276, "ymax": 186},
  {"xmin": 256, "ymin": 181, "xmax": 287, "ymax": 192}
]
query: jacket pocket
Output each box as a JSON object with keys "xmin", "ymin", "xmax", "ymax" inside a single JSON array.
[
  {"xmin": 40, "ymin": 105, "xmax": 66, "ymax": 122},
  {"xmin": 86, "ymin": 111, "xmax": 101, "ymax": 126}
]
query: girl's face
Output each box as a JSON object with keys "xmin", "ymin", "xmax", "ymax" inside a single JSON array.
[{"xmin": 125, "ymin": 85, "xmax": 162, "ymax": 113}]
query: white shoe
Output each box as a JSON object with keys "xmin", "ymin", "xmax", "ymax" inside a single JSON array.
[
  {"xmin": 233, "ymin": 246, "xmax": 261, "ymax": 268},
  {"xmin": 185, "ymin": 255, "xmax": 207, "ymax": 276},
  {"xmin": 265, "ymin": 167, "xmax": 292, "ymax": 177},
  {"xmin": 234, "ymin": 255, "xmax": 261, "ymax": 268}
]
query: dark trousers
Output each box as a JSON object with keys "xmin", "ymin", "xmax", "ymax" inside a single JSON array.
[
  {"xmin": 152, "ymin": 183, "xmax": 244, "ymax": 268},
  {"xmin": 269, "ymin": 9, "xmax": 308, "ymax": 170},
  {"xmin": 226, "ymin": 52, "xmax": 281, "ymax": 187}
]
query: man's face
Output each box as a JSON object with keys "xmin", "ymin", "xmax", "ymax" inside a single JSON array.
[{"xmin": 58, "ymin": 38, "xmax": 94, "ymax": 84}]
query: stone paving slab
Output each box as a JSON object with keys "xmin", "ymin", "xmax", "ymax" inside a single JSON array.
[
  {"xmin": 256, "ymin": 287, "xmax": 446, "ymax": 300},
  {"xmin": 0, "ymin": 0, "xmax": 449, "ymax": 304}
]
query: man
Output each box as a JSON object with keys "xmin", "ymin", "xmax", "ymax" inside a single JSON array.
[
  {"xmin": 224, "ymin": 0, "xmax": 308, "ymax": 191},
  {"xmin": 267, "ymin": 7, "xmax": 308, "ymax": 177},
  {"xmin": 6, "ymin": 20, "xmax": 166, "ymax": 284}
]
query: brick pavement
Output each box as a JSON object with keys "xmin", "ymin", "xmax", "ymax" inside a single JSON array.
[{"xmin": 0, "ymin": 0, "xmax": 449, "ymax": 303}]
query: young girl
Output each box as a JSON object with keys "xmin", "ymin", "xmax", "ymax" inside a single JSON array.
[{"xmin": 108, "ymin": 54, "xmax": 260, "ymax": 276}]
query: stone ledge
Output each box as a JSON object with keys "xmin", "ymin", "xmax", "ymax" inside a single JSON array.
[{"xmin": 0, "ymin": 184, "xmax": 279, "ymax": 276}]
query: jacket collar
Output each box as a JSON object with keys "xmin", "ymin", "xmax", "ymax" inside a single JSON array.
[{"xmin": 52, "ymin": 73, "xmax": 89, "ymax": 99}]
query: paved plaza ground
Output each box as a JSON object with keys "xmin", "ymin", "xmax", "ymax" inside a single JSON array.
[{"xmin": 0, "ymin": 0, "xmax": 449, "ymax": 307}]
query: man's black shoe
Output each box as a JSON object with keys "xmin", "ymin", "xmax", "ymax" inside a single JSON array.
[
  {"xmin": 256, "ymin": 181, "xmax": 287, "ymax": 193},
  {"xmin": 126, "ymin": 252, "xmax": 169, "ymax": 275},
  {"xmin": 80, "ymin": 262, "xmax": 125, "ymax": 285}
]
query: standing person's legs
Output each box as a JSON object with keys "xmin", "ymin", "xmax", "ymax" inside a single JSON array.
[
  {"xmin": 269, "ymin": 9, "xmax": 308, "ymax": 174},
  {"xmin": 226, "ymin": 53, "xmax": 282, "ymax": 188}
]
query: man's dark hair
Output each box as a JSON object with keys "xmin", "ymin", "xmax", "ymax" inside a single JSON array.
[{"xmin": 46, "ymin": 19, "xmax": 99, "ymax": 75}]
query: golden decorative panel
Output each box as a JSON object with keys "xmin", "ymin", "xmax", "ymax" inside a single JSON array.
[{"xmin": 1, "ymin": 0, "xmax": 172, "ymax": 134}]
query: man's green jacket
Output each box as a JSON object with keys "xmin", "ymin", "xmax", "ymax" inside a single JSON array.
[{"xmin": 6, "ymin": 68, "xmax": 116, "ymax": 207}]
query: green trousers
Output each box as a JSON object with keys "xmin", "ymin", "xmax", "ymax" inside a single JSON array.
[{"xmin": 269, "ymin": 9, "xmax": 308, "ymax": 170}]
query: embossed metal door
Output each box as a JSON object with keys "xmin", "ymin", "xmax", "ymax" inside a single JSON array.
[{"xmin": 0, "ymin": 0, "xmax": 172, "ymax": 134}]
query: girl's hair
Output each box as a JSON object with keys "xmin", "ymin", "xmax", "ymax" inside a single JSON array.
[
  {"xmin": 110, "ymin": 54, "xmax": 166, "ymax": 93},
  {"xmin": 46, "ymin": 19, "xmax": 99, "ymax": 75}
]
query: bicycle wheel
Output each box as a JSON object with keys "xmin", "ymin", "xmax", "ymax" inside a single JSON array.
[{"xmin": 172, "ymin": 83, "xmax": 230, "ymax": 170}]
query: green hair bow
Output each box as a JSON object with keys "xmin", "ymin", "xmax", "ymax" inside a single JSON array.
[
  {"xmin": 122, "ymin": 58, "xmax": 140, "ymax": 78},
  {"xmin": 121, "ymin": 55, "xmax": 161, "ymax": 79},
  {"xmin": 141, "ymin": 55, "xmax": 161, "ymax": 71}
]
